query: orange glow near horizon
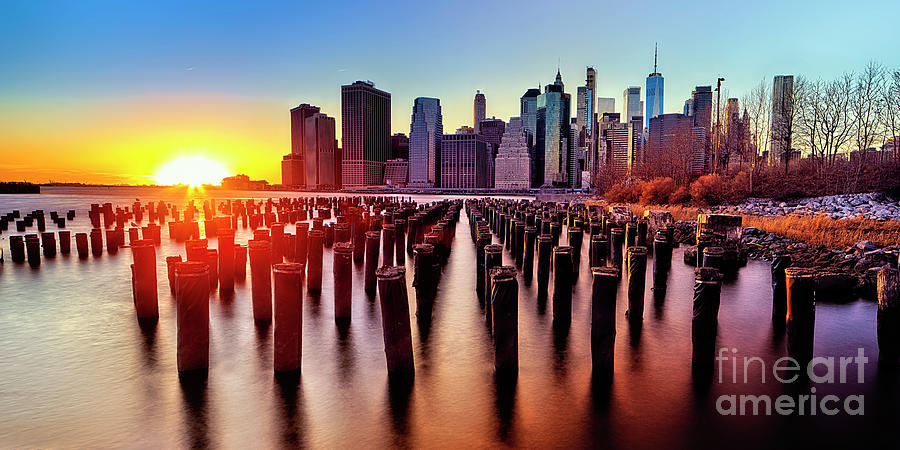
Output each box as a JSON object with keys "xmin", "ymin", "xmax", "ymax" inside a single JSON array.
[{"xmin": 154, "ymin": 155, "xmax": 230, "ymax": 187}]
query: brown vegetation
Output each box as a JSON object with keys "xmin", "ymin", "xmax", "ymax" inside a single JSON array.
[{"xmin": 741, "ymin": 213, "xmax": 900, "ymax": 248}]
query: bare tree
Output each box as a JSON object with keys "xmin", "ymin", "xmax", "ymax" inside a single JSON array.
[
  {"xmin": 742, "ymin": 79, "xmax": 771, "ymax": 193},
  {"xmin": 769, "ymin": 75, "xmax": 805, "ymax": 172},
  {"xmin": 797, "ymin": 73, "xmax": 854, "ymax": 185},
  {"xmin": 882, "ymin": 69, "xmax": 900, "ymax": 161},
  {"xmin": 850, "ymin": 61, "xmax": 886, "ymax": 166}
]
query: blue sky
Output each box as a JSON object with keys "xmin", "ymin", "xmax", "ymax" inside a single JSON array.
[{"xmin": 1, "ymin": 0, "xmax": 898, "ymax": 182}]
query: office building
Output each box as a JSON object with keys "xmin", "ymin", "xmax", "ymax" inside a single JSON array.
[
  {"xmin": 440, "ymin": 133, "xmax": 491, "ymax": 189},
  {"xmin": 689, "ymin": 86, "xmax": 713, "ymax": 130},
  {"xmin": 303, "ymin": 112, "xmax": 339, "ymax": 189},
  {"xmin": 408, "ymin": 97, "xmax": 443, "ymax": 188},
  {"xmin": 384, "ymin": 159, "xmax": 409, "ymax": 187},
  {"xmin": 341, "ymin": 81, "xmax": 391, "ymax": 187},
  {"xmin": 494, "ymin": 117, "xmax": 532, "ymax": 189},
  {"xmin": 596, "ymin": 97, "xmax": 616, "ymax": 116}
]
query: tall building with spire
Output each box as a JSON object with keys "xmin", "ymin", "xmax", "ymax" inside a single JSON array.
[
  {"xmin": 646, "ymin": 44, "xmax": 664, "ymax": 128},
  {"xmin": 408, "ymin": 97, "xmax": 443, "ymax": 188},
  {"xmin": 536, "ymin": 70, "xmax": 572, "ymax": 187},
  {"xmin": 474, "ymin": 90, "xmax": 486, "ymax": 133}
]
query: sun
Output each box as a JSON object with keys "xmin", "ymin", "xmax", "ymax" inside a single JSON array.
[{"xmin": 155, "ymin": 155, "xmax": 230, "ymax": 187}]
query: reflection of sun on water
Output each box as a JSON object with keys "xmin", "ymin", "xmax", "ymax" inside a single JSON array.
[{"xmin": 155, "ymin": 156, "xmax": 229, "ymax": 187}]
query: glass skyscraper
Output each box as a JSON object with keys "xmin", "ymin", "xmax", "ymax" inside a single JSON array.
[
  {"xmin": 646, "ymin": 51, "xmax": 664, "ymax": 129},
  {"xmin": 408, "ymin": 97, "xmax": 443, "ymax": 188},
  {"xmin": 536, "ymin": 70, "xmax": 571, "ymax": 187}
]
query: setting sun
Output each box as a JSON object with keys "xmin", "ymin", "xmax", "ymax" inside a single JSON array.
[{"xmin": 154, "ymin": 155, "xmax": 230, "ymax": 186}]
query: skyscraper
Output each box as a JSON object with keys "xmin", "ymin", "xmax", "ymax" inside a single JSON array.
[
  {"xmin": 645, "ymin": 44, "xmax": 664, "ymax": 128},
  {"xmin": 690, "ymin": 86, "xmax": 713, "ymax": 130},
  {"xmin": 304, "ymin": 112, "xmax": 339, "ymax": 189},
  {"xmin": 441, "ymin": 133, "xmax": 491, "ymax": 189},
  {"xmin": 341, "ymin": 81, "xmax": 391, "ymax": 187},
  {"xmin": 647, "ymin": 113, "xmax": 693, "ymax": 160},
  {"xmin": 474, "ymin": 90, "xmax": 486, "ymax": 133},
  {"xmin": 520, "ymin": 88, "xmax": 540, "ymax": 138},
  {"xmin": 536, "ymin": 70, "xmax": 572, "ymax": 187},
  {"xmin": 623, "ymin": 86, "xmax": 641, "ymax": 123},
  {"xmin": 282, "ymin": 103, "xmax": 321, "ymax": 187},
  {"xmin": 408, "ymin": 97, "xmax": 443, "ymax": 188},
  {"xmin": 770, "ymin": 75, "xmax": 794, "ymax": 165},
  {"xmin": 494, "ymin": 117, "xmax": 532, "ymax": 190},
  {"xmin": 596, "ymin": 98, "xmax": 616, "ymax": 116}
]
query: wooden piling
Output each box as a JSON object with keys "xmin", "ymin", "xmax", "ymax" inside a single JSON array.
[
  {"xmin": 626, "ymin": 246, "xmax": 648, "ymax": 323},
  {"xmin": 491, "ymin": 266, "xmax": 518, "ymax": 374},
  {"xmin": 166, "ymin": 255, "xmax": 182, "ymax": 294},
  {"xmin": 785, "ymin": 267, "xmax": 816, "ymax": 364},
  {"xmin": 771, "ymin": 253, "xmax": 792, "ymax": 321},
  {"xmin": 249, "ymin": 239, "xmax": 273, "ymax": 321},
  {"xmin": 382, "ymin": 224, "xmax": 396, "ymax": 267},
  {"xmin": 591, "ymin": 267, "xmax": 619, "ymax": 373},
  {"xmin": 333, "ymin": 242, "xmax": 353, "ymax": 323},
  {"xmin": 274, "ymin": 263, "xmax": 304, "ymax": 372},
  {"xmin": 364, "ymin": 230, "xmax": 381, "ymax": 295},
  {"xmin": 413, "ymin": 243, "xmax": 435, "ymax": 319},
  {"xmin": 692, "ymin": 267, "xmax": 722, "ymax": 369},
  {"xmin": 176, "ymin": 261, "xmax": 209, "ymax": 374},
  {"xmin": 552, "ymin": 246, "xmax": 573, "ymax": 323},
  {"xmin": 877, "ymin": 268, "xmax": 900, "ymax": 365},
  {"xmin": 376, "ymin": 266, "xmax": 415, "ymax": 377},
  {"xmin": 307, "ymin": 229, "xmax": 324, "ymax": 294},
  {"xmin": 217, "ymin": 228, "xmax": 235, "ymax": 291},
  {"xmin": 131, "ymin": 239, "xmax": 158, "ymax": 320},
  {"xmin": 75, "ymin": 232, "xmax": 88, "ymax": 258}
]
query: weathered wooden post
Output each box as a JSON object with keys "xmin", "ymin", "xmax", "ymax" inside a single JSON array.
[
  {"xmin": 692, "ymin": 267, "xmax": 722, "ymax": 371},
  {"xmin": 485, "ymin": 244, "xmax": 503, "ymax": 323},
  {"xmin": 90, "ymin": 228, "xmax": 103, "ymax": 257},
  {"xmin": 295, "ymin": 223, "xmax": 309, "ymax": 265},
  {"xmin": 176, "ymin": 261, "xmax": 209, "ymax": 375},
  {"xmin": 166, "ymin": 255, "xmax": 182, "ymax": 294},
  {"xmin": 523, "ymin": 226, "xmax": 537, "ymax": 285},
  {"xmin": 333, "ymin": 242, "xmax": 353, "ymax": 324},
  {"xmin": 249, "ymin": 239, "xmax": 272, "ymax": 322},
  {"xmin": 610, "ymin": 227, "xmax": 624, "ymax": 277},
  {"xmin": 131, "ymin": 239, "xmax": 158, "ymax": 320},
  {"xmin": 376, "ymin": 266, "xmax": 415, "ymax": 377},
  {"xmin": 537, "ymin": 234, "xmax": 553, "ymax": 298},
  {"xmin": 382, "ymin": 224, "xmax": 396, "ymax": 267},
  {"xmin": 234, "ymin": 244, "xmax": 247, "ymax": 280},
  {"xmin": 10, "ymin": 235, "xmax": 26, "ymax": 263},
  {"xmin": 785, "ymin": 268, "xmax": 816, "ymax": 365},
  {"xmin": 491, "ymin": 266, "xmax": 518, "ymax": 374},
  {"xmin": 206, "ymin": 249, "xmax": 219, "ymax": 290},
  {"xmin": 274, "ymin": 263, "xmax": 304, "ymax": 372},
  {"xmin": 568, "ymin": 227, "xmax": 582, "ymax": 280},
  {"xmin": 218, "ymin": 228, "xmax": 235, "ymax": 291},
  {"xmin": 476, "ymin": 232, "xmax": 492, "ymax": 300},
  {"xmin": 589, "ymin": 234, "xmax": 608, "ymax": 269},
  {"xmin": 394, "ymin": 218, "xmax": 406, "ymax": 265},
  {"xmin": 413, "ymin": 243, "xmax": 435, "ymax": 320},
  {"xmin": 771, "ymin": 253, "xmax": 792, "ymax": 321},
  {"xmin": 75, "ymin": 232, "xmax": 88, "ymax": 258},
  {"xmin": 270, "ymin": 223, "xmax": 285, "ymax": 263},
  {"xmin": 25, "ymin": 234, "xmax": 41, "ymax": 268},
  {"xmin": 626, "ymin": 246, "xmax": 648, "ymax": 323},
  {"xmin": 307, "ymin": 229, "xmax": 324, "ymax": 295},
  {"xmin": 702, "ymin": 246, "xmax": 725, "ymax": 271},
  {"xmin": 41, "ymin": 231, "xmax": 56, "ymax": 258},
  {"xmin": 592, "ymin": 267, "xmax": 619, "ymax": 374},
  {"xmin": 552, "ymin": 246, "xmax": 574, "ymax": 323},
  {"xmin": 364, "ymin": 230, "xmax": 381, "ymax": 295},
  {"xmin": 877, "ymin": 268, "xmax": 900, "ymax": 365}
]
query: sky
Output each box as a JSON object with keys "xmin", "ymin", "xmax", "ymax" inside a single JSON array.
[{"xmin": 1, "ymin": 0, "xmax": 898, "ymax": 184}]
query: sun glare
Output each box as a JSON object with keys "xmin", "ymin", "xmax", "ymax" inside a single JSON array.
[{"xmin": 155, "ymin": 155, "xmax": 229, "ymax": 187}]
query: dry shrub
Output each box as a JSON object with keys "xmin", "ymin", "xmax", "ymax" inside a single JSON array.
[
  {"xmin": 639, "ymin": 177, "xmax": 676, "ymax": 205},
  {"xmin": 604, "ymin": 182, "xmax": 640, "ymax": 203},
  {"xmin": 669, "ymin": 186, "xmax": 691, "ymax": 204},
  {"xmin": 690, "ymin": 174, "xmax": 725, "ymax": 206}
]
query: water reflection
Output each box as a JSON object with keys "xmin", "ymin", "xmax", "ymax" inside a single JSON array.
[
  {"xmin": 179, "ymin": 376, "xmax": 211, "ymax": 449},
  {"xmin": 494, "ymin": 372, "xmax": 517, "ymax": 443},
  {"xmin": 274, "ymin": 372, "xmax": 306, "ymax": 448}
]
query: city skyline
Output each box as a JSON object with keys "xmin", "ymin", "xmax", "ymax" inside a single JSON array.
[{"xmin": 2, "ymin": 0, "xmax": 899, "ymax": 184}]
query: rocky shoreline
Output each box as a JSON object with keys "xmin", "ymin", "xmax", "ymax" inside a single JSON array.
[
  {"xmin": 670, "ymin": 219, "xmax": 897, "ymax": 300},
  {"xmin": 714, "ymin": 192, "xmax": 900, "ymax": 221}
]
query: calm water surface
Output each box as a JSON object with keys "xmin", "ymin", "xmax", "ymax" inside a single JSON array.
[{"xmin": 1, "ymin": 187, "xmax": 897, "ymax": 448}]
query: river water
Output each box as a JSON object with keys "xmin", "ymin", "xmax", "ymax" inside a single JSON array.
[{"xmin": 0, "ymin": 187, "xmax": 897, "ymax": 448}]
